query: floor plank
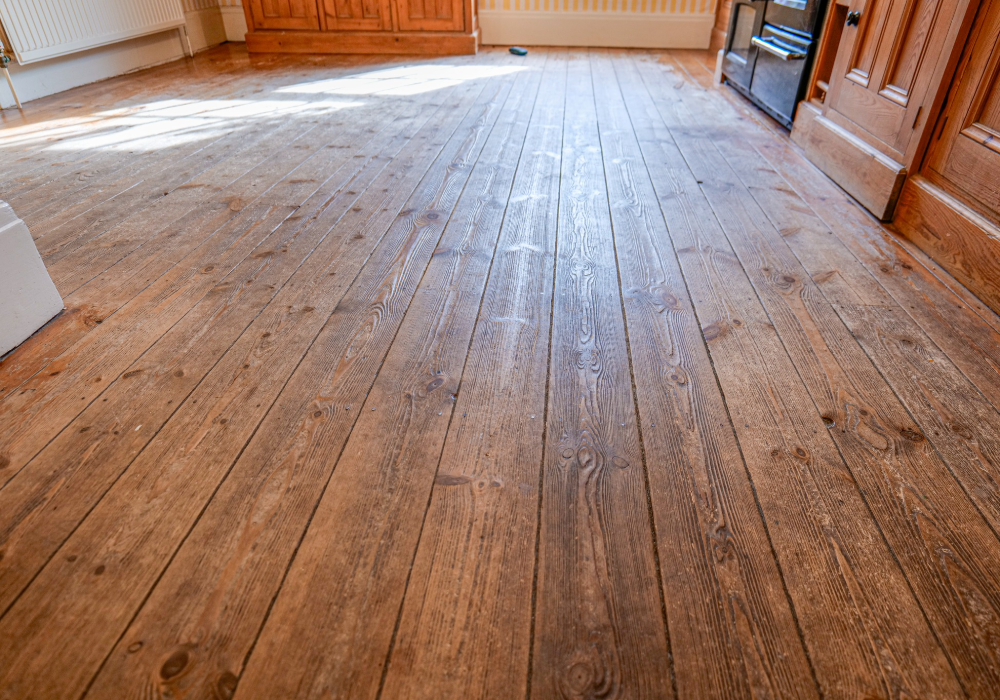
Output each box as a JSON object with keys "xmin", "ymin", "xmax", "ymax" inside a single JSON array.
[
  {"xmin": 379, "ymin": 50, "xmax": 563, "ymax": 699},
  {"xmin": 0, "ymin": 82, "xmax": 457, "ymax": 617},
  {"xmin": 592, "ymin": 50, "xmax": 818, "ymax": 700},
  {"xmin": 644, "ymin": 51, "xmax": 1000, "ymax": 697},
  {"xmin": 530, "ymin": 51, "xmax": 673, "ymax": 699},
  {"xmin": 624, "ymin": 52, "xmax": 963, "ymax": 698},
  {"xmin": 0, "ymin": 93, "xmax": 434, "ymax": 403},
  {"xmin": 0, "ymin": 58, "xmax": 508, "ymax": 699},
  {"xmin": 81, "ymin": 51, "xmax": 531, "ymax": 700},
  {"xmin": 2, "ymin": 44, "xmax": 999, "ymax": 700}
]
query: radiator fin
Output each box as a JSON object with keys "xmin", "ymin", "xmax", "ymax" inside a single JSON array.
[{"xmin": 0, "ymin": 0, "xmax": 186, "ymax": 64}]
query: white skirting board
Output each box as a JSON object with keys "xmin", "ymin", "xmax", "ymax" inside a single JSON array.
[
  {"xmin": 0, "ymin": 30, "xmax": 186, "ymax": 108},
  {"xmin": 478, "ymin": 11, "xmax": 714, "ymax": 49},
  {"xmin": 0, "ymin": 8, "xmax": 239, "ymax": 109},
  {"xmin": 221, "ymin": 5, "xmax": 249, "ymax": 42},
  {"xmin": 0, "ymin": 201, "xmax": 63, "ymax": 357}
]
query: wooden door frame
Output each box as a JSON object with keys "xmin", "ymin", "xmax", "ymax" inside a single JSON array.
[
  {"xmin": 892, "ymin": 0, "xmax": 1000, "ymax": 317},
  {"xmin": 791, "ymin": 0, "xmax": 981, "ymax": 220}
]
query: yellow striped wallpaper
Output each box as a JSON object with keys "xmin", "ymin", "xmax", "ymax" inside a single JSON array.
[
  {"xmin": 181, "ymin": 0, "xmax": 241, "ymax": 11},
  {"xmin": 197, "ymin": 0, "xmax": 714, "ymax": 16},
  {"xmin": 480, "ymin": 0, "xmax": 716, "ymax": 14}
]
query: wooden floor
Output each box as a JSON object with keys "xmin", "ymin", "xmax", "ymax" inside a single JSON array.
[{"xmin": 4, "ymin": 45, "xmax": 1000, "ymax": 699}]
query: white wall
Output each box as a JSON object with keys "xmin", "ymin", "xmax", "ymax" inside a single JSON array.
[
  {"xmin": 0, "ymin": 1, "xmax": 246, "ymax": 110},
  {"xmin": 189, "ymin": 0, "xmax": 248, "ymax": 43},
  {"xmin": 185, "ymin": 6, "xmax": 228, "ymax": 50}
]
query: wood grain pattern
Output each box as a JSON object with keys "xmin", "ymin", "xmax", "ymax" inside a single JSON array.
[
  {"xmin": 3, "ymin": 44, "xmax": 1000, "ymax": 700},
  {"xmin": 628, "ymin": 52, "xmax": 963, "ymax": 699},
  {"xmin": 227, "ymin": 52, "xmax": 531, "ymax": 700},
  {"xmin": 0, "ymin": 93, "xmax": 450, "ymax": 620},
  {"xmin": 0, "ymin": 60, "xmax": 506, "ymax": 700},
  {"xmin": 245, "ymin": 29, "xmax": 479, "ymax": 56},
  {"xmin": 0, "ymin": 56, "xmax": 416, "ymax": 402},
  {"xmin": 723, "ymin": 89, "xmax": 1000, "ymax": 417},
  {"xmin": 531, "ymin": 51, "xmax": 672, "ymax": 699},
  {"xmin": 0, "ymin": 204, "xmax": 294, "ymax": 490},
  {"xmin": 789, "ymin": 102, "xmax": 907, "ymax": 221},
  {"xmin": 593, "ymin": 50, "xmax": 818, "ymax": 700},
  {"xmin": 656, "ymin": 55, "xmax": 1000, "ymax": 696},
  {"xmin": 89, "ymin": 50, "xmax": 541, "ymax": 700},
  {"xmin": 379, "ymin": 51, "xmax": 563, "ymax": 699},
  {"xmin": 894, "ymin": 175, "xmax": 1000, "ymax": 316}
]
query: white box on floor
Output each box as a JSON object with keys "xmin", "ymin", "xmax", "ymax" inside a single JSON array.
[{"xmin": 0, "ymin": 200, "xmax": 63, "ymax": 356}]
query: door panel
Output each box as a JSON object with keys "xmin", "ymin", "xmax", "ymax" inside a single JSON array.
[
  {"xmin": 974, "ymin": 61, "xmax": 1000, "ymax": 132},
  {"xmin": 925, "ymin": 0, "xmax": 1000, "ymax": 222},
  {"xmin": 250, "ymin": 0, "xmax": 320, "ymax": 29},
  {"xmin": 322, "ymin": 0, "xmax": 393, "ymax": 30},
  {"xmin": 749, "ymin": 25, "xmax": 814, "ymax": 125},
  {"xmin": 721, "ymin": 1, "xmax": 763, "ymax": 92},
  {"xmin": 394, "ymin": 0, "xmax": 465, "ymax": 31},
  {"xmin": 846, "ymin": 0, "xmax": 893, "ymax": 86},
  {"xmin": 824, "ymin": 0, "xmax": 963, "ymax": 161},
  {"xmin": 882, "ymin": 0, "xmax": 940, "ymax": 103}
]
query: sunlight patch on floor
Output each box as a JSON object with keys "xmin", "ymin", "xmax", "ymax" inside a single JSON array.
[
  {"xmin": 275, "ymin": 64, "xmax": 529, "ymax": 96},
  {"xmin": 0, "ymin": 98, "xmax": 360, "ymax": 152},
  {"xmin": 0, "ymin": 61, "xmax": 527, "ymax": 154}
]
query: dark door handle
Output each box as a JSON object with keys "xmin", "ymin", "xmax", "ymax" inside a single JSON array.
[{"xmin": 846, "ymin": 10, "xmax": 861, "ymax": 25}]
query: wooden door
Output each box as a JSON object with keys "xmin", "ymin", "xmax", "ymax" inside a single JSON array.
[
  {"xmin": 248, "ymin": 0, "xmax": 320, "ymax": 30},
  {"xmin": 394, "ymin": 0, "xmax": 466, "ymax": 32},
  {"xmin": 923, "ymin": 0, "xmax": 1000, "ymax": 222},
  {"xmin": 823, "ymin": 0, "xmax": 968, "ymax": 163},
  {"xmin": 321, "ymin": 0, "xmax": 393, "ymax": 30}
]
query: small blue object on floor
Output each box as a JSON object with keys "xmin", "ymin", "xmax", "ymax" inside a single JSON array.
[{"xmin": 509, "ymin": 47, "xmax": 528, "ymax": 55}]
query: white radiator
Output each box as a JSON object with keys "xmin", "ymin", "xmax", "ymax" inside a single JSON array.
[{"xmin": 0, "ymin": 0, "xmax": 186, "ymax": 64}]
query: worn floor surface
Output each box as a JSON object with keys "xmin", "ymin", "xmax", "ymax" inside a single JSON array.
[{"xmin": 3, "ymin": 45, "xmax": 1000, "ymax": 699}]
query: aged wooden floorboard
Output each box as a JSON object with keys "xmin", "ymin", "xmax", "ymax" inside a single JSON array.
[
  {"xmin": 623, "ymin": 53, "xmax": 963, "ymax": 699},
  {"xmin": 0, "ymin": 63, "xmax": 510, "ymax": 700},
  {"xmin": 0, "ymin": 72, "xmax": 479, "ymax": 481},
  {"xmin": 0, "ymin": 202, "xmax": 240, "ymax": 401},
  {"xmin": 0, "ymin": 54, "xmax": 376, "ymax": 200},
  {"xmin": 379, "ymin": 51, "xmax": 564, "ymax": 699},
  {"xmin": 0, "ymin": 83, "xmax": 459, "ymax": 618},
  {"xmin": 0, "ymin": 204, "xmax": 296, "ymax": 489},
  {"xmin": 530, "ymin": 51, "xmax": 673, "ymax": 699},
  {"xmin": 2, "ymin": 45, "xmax": 1000, "ymax": 699},
  {"xmin": 230, "ymin": 52, "xmax": 539, "ymax": 700},
  {"xmin": 1, "ymin": 60, "xmax": 326, "ymax": 200},
  {"xmin": 591, "ymin": 50, "xmax": 817, "ymax": 700},
  {"xmin": 643, "ymin": 51, "xmax": 1000, "ymax": 697},
  {"xmin": 660, "ymin": 53, "xmax": 1000, "ymax": 690},
  {"xmin": 709, "ymin": 119, "xmax": 1000, "ymax": 693},
  {"xmin": 19, "ymin": 55, "xmax": 423, "ymax": 265},
  {"xmin": 33, "ymin": 110, "xmax": 341, "ymax": 272},
  {"xmin": 697, "ymin": 58, "xmax": 1000, "ymax": 412},
  {"xmin": 0, "ymin": 94, "xmax": 434, "ymax": 404},
  {"xmin": 12, "ymin": 87, "xmax": 312, "ymax": 228},
  {"xmin": 86, "ymin": 51, "xmax": 543, "ymax": 700}
]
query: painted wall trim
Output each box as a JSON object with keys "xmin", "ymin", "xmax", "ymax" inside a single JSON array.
[
  {"xmin": 478, "ymin": 10, "xmax": 713, "ymax": 48},
  {"xmin": 0, "ymin": 201, "xmax": 63, "ymax": 358},
  {"xmin": 221, "ymin": 5, "xmax": 249, "ymax": 42}
]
